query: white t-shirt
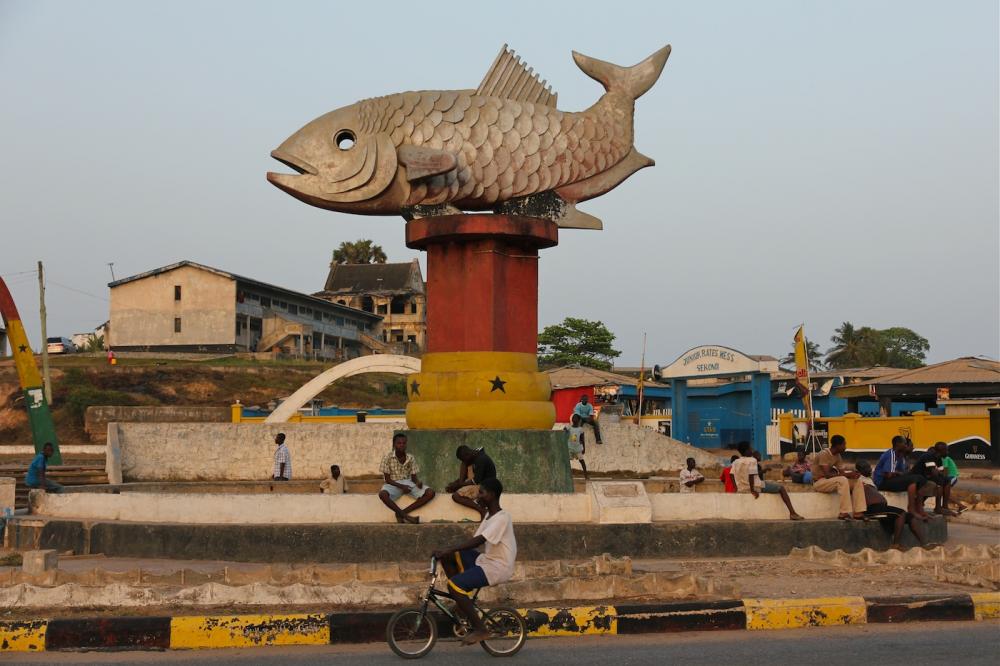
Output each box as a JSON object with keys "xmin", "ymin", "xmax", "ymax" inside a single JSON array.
[
  {"xmin": 731, "ymin": 456, "xmax": 763, "ymax": 493},
  {"xmin": 678, "ymin": 468, "xmax": 704, "ymax": 493},
  {"xmin": 474, "ymin": 509, "xmax": 517, "ymax": 585}
]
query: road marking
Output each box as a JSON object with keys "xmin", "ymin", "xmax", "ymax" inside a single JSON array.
[
  {"xmin": 169, "ymin": 614, "xmax": 329, "ymax": 649},
  {"xmin": 744, "ymin": 597, "xmax": 867, "ymax": 630}
]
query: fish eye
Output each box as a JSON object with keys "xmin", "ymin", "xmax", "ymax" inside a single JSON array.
[{"xmin": 335, "ymin": 130, "xmax": 356, "ymax": 150}]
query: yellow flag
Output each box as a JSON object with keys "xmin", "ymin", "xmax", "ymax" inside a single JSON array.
[{"xmin": 793, "ymin": 326, "xmax": 813, "ymax": 417}]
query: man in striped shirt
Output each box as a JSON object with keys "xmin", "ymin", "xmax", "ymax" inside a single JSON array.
[{"xmin": 272, "ymin": 433, "xmax": 291, "ymax": 481}]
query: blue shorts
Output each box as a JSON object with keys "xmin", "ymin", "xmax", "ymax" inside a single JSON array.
[
  {"xmin": 447, "ymin": 548, "xmax": 489, "ymax": 597},
  {"xmin": 380, "ymin": 480, "xmax": 428, "ymax": 501}
]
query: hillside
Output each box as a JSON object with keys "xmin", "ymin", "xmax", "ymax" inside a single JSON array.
[{"xmin": 0, "ymin": 354, "xmax": 408, "ymax": 447}]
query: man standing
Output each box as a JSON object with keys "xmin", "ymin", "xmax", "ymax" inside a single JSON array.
[
  {"xmin": 810, "ymin": 435, "xmax": 866, "ymax": 520},
  {"xmin": 272, "ymin": 433, "xmax": 291, "ymax": 481},
  {"xmin": 446, "ymin": 445, "xmax": 497, "ymax": 518},
  {"xmin": 433, "ymin": 478, "xmax": 516, "ymax": 645},
  {"xmin": 378, "ymin": 433, "xmax": 436, "ymax": 523},
  {"xmin": 25, "ymin": 442, "xmax": 63, "ymax": 493},
  {"xmin": 565, "ymin": 414, "xmax": 589, "ymax": 480},
  {"xmin": 573, "ymin": 394, "xmax": 602, "ymax": 444}
]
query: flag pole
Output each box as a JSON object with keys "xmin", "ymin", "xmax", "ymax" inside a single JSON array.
[{"xmin": 635, "ymin": 332, "xmax": 646, "ymax": 425}]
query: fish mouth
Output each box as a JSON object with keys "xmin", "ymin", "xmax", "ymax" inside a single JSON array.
[{"xmin": 268, "ymin": 149, "xmax": 317, "ymax": 176}]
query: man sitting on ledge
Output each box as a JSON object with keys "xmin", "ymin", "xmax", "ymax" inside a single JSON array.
[
  {"xmin": 445, "ymin": 445, "xmax": 497, "ymax": 519},
  {"xmin": 810, "ymin": 435, "xmax": 866, "ymax": 520},
  {"xmin": 573, "ymin": 394, "xmax": 602, "ymax": 445},
  {"xmin": 378, "ymin": 433, "xmax": 436, "ymax": 524},
  {"xmin": 732, "ymin": 441, "xmax": 803, "ymax": 520}
]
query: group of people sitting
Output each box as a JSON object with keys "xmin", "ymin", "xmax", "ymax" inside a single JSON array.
[{"xmin": 684, "ymin": 434, "xmax": 965, "ymax": 549}]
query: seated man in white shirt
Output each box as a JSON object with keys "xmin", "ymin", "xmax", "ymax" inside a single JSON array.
[
  {"xmin": 679, "ymin": 457, "xmax": 705, "ymax": 493},
  {"xmin": 732, "ymin": 441, "xmax": 804, "ymax": 521},
  {"xmin": 433, "ymin": 477, "xmax": 516, "ymax": 645}
]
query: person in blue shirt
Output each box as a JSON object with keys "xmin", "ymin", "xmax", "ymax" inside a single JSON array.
[
  {"xmin": 572, "ymin": 394, "xmax": 602, "ymax": 444},
  {"xmin": 873, "ymin": 436, "xmax": 926, "ymax": 519},
  {"xmin": 25, "ymin": 443, "xmax": 63, "ymax": 493}
]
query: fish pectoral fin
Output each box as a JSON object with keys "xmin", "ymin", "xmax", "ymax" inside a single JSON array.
[{"xmin": 397, "ymin": 145, "xmax": 458, "ymax": 181}]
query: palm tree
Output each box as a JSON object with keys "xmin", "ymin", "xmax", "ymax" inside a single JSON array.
[
  {"xmin": 826, "ymin": 322, "xmax": 882, "ymax": 368},
  {"xmin": 781, "ymin": 339, "xmax": 824, "ymax": 372},
  {"xmin": 332, "ymin": 239, "xmax": 388, "ymax": 265}
]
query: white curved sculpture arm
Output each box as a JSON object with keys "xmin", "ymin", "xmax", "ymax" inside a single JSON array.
[{"xmin": 264, "ymin": 355, "xmax": 421, "ymax": 423}]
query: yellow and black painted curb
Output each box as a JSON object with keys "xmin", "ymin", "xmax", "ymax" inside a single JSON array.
[{"xmin": 2, "ymin": 594, "xmax": 998, "ymax": 652}]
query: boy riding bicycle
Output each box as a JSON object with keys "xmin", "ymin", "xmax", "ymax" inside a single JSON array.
[{"xmin": 432, "ymin": 477, "xmax": 516, "ymax": 645}]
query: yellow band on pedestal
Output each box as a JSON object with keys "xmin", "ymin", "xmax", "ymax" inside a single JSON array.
[{"xmin": 406, "ymin": 351, "xmax": 554, "ymax": 430}]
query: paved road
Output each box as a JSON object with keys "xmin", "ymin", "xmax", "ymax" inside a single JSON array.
[{"xmin": 8, "ymin": 621, "xmax": 999, "ymax": 665}]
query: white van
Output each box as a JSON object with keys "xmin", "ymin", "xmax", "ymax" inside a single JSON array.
[{"xmin": 46, "ymin": 337, "xmax": 76, "ymax": 354}]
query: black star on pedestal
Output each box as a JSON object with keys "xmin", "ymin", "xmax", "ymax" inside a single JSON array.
[
  {"xmin": 409, "ymin": 380, "xmax": 421, "ymax": 396},
  {"xmin": 18, "ymin": 344, "xmax": 28, "ymax": 353},
  {"xmin": 489, "ymin": 376, "xmax": 507, "ymax": 393}
]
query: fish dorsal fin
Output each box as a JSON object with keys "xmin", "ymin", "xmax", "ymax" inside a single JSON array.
[{"xmin": 476, "ymin": 44, "xmax": 558, "ymax": 108}]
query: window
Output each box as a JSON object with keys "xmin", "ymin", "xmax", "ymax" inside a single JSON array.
[
  {"xmin": 377, "ymin": 304, "xmax": 388, "ymax": 315},
  {"xmin": 174, "ymin": 285, "xmax": 182, "ymax": 301},
  {"xmin": 261, "ymin": 296, "xmax": 271, "ymax": 308},
  {"xmin": 288, "ymin": 304, "xmax": 298, "ymax": 315},
  {"xmin": 410, "ymin": 302, "xmax": 418, "ymax": 314},
  {"xmin": 407, "ymin": 335, "xmax": 416, "ymax": 343},
  {"xmin": 314, "ymin": 311, "xmax": 322, "ymax": 321},
  {"xmin": 174, "ymin": 317, "xmax": 182, "ymax": 333},
  {"xmin": 335, "ymin": 317, "xmax": 344, "ymax": 326}
]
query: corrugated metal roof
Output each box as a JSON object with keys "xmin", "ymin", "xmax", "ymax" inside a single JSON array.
[
  {"xmin": 323, "ymin": 261, "xmax": 421, "ymax": 294},
  {"xmin": 871, "ymin": 357, "xmax": 1000, "ymax": 385},
  {"xmin": 545, "ymin": 364, "xmax": 668, "ymax": 389}
]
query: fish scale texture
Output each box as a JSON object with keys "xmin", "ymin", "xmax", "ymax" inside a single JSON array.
[{"xmin": 358, "ymin": 91, "xmax": 633, "ymax": 206}]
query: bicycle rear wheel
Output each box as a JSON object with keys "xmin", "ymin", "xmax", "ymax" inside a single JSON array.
[
  {"xmin": 386, "ymin": 608, "xmax": 438, "ymax": 659},
  {"xmin": 480, "ymin": 606, "xmax": 527, "ymax": 657}
]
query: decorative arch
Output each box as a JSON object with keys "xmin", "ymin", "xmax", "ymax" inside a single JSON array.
[{"xmin": 264, "ymin": 354, "xmax": 421, "ymax": 423}]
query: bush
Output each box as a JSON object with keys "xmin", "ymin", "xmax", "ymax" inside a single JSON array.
[{"xmin": 64, "ymin": 387, "xmax": 138, "ymax": 425}]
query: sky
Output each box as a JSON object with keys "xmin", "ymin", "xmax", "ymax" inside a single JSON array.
[{"xmin": 0, "ymin": 0, "xmax": 997, "ymax": 366}]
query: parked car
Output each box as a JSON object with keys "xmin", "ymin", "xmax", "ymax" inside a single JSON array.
[{"xmin": 46, "ymin": 337, "xmax": 76, "ymax": 354}]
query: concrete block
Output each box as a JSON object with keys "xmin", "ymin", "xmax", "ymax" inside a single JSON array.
[
  {"xmin": 588, "ymin": 481, "xmax": 652, "ymax": 524},
  {"xmin": 22, "ymin": 549, "xmax": 59, "ymax": 575},
  {"xmin": 0, "ymin": 477, "xmax": 14, "ymax": 515}
]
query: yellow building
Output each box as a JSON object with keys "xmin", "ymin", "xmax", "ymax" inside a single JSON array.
[{"xmin": 314, "ymin": 259, "xmax": 426, "ymax": 354}]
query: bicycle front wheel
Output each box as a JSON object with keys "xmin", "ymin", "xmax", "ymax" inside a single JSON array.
[
  {"xmin": 386, "ymin": 608, "xmax": 438, "ymax": 659},
  {"xmin": 480, "ymin": 606, "xmax": 527, "ymax": 657}
]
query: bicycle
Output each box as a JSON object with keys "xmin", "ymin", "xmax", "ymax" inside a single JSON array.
[{"xmin": 385, "ymin": 556, "xmax": 527, "ymax": 659}]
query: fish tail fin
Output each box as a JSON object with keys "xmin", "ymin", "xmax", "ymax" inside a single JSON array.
[{"xmin": 572, "ymin": 44, "xmax": 671, "ymax": 100}]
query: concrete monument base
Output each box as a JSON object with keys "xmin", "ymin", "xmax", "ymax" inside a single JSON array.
[{"xmin": 403, "ymin": 428, "xmax": 573, "ymax": 494}]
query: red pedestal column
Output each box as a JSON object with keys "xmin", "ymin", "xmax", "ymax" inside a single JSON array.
[
  {"xmin": 406, "ymin": 214, "xmax": 558, "ymax": 354},
  {"xmin": 404, "ymin": 214, "xmax": 558, "ymax": 430}
]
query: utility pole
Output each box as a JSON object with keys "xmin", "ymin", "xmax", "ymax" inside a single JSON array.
[
  {"xmin": 635, "ymin": 332, "xmax": 647, "ymax": 425},
  {"xmin": 107, "ymin": 262, "xmax": 116, "ymax": 282},
  {"xmin": 38, "ymin": 260, "xmax": 52, "ymax": 404}
]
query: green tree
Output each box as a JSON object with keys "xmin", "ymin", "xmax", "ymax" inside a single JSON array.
[
  {"xmin": 538, "ymin": 318, "xmax": 621, "ymax": 370},
  {"xmin": 825, "ymin": 322, "xmax": 882, "ymax": 369},
  {"xmin": 879, "ymin": 327, "xmax": 929, "ymax": 368},
  {"xmin": 780, "ymin": 339, "xmax": 824, "ymax": 372},
  {"xmin": 332, "ymin": 239, "xmax": 387, "ymax": 265},
  {"xmin": 824, "ymin": 323, "xmax": 929, "ymax": 369}
]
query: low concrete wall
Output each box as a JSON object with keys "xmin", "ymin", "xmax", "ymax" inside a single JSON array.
[
  {"xmin": 30, "ymin": 491, "xmax": 591, "ymax": 524},
  {"xmin": 30, "ymin": 487, "xmax": 912, "ymax": 525},
  {"xmin": 112, "ymin": 421, "xmax": 720, "ymax": 483},
  {"xmin": 85, "ymin": 406, "xmax": 230, "ymax": 443},
  {"xmin": 649, "ymin": 492, "xmax": 910, "ymax": 522},
  {"xmin": 115, "ymin": 422, "xmax": 400, "ymax": 482},
  {"xmin": 5, "ymin": 518, "xmax": 947, "ymax": 563}
]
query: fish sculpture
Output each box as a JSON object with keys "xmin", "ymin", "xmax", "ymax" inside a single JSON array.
[{"xmin": 267, "ymin": 44, "xmax": 670, "ymax": 229}]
